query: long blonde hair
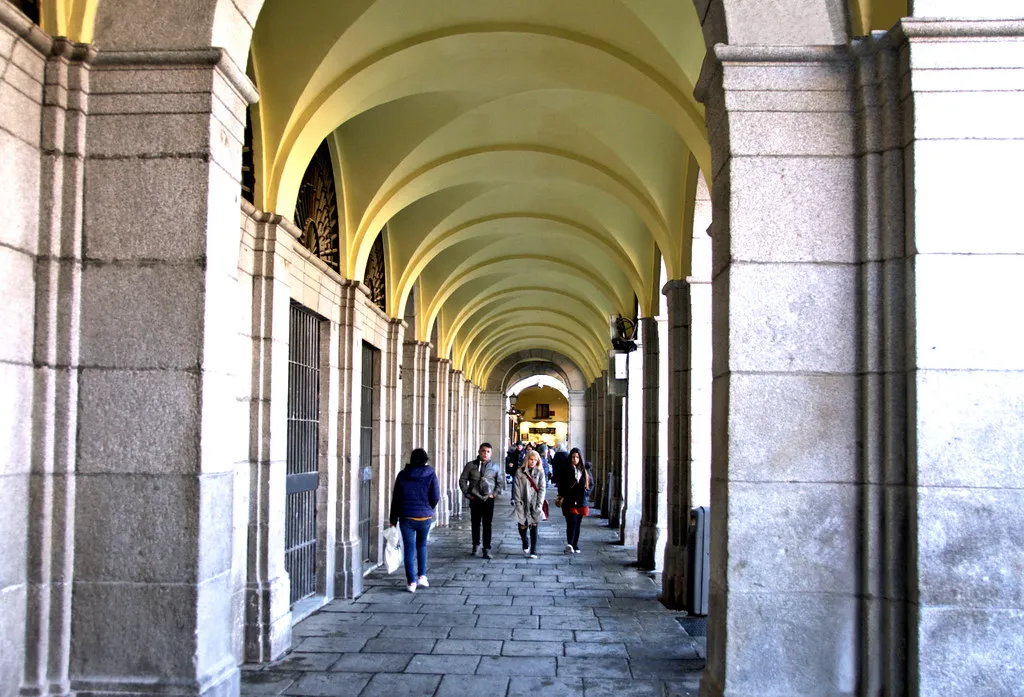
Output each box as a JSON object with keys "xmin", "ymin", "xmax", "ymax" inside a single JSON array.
[{"xmin": 522, "ymin": 451, "xmax": 541, "ymax": 469}]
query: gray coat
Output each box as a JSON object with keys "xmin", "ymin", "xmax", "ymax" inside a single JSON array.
[
  {"xmin": 459, "ymin": 457, "xmax": 505, "ymax": 500},
  {"xmin": 513, "ymin": 464, "xmax": 546, "ymax": 526}
]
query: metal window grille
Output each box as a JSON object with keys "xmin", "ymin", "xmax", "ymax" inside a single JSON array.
[
  {"xmin": 358, "ymin": 342, "xmax": 378, "ymax": 565},
  {"xmin": 285, "ymin": 302, "xmax": 321, "ymax": 606}
]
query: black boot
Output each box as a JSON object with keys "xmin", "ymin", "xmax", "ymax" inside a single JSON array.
[
  {"xmin": 481, "ymin": 548, "xmax": 491, "ymax": 559},
  {"xmin": 471, "ymin": 545, "xmax": 478, "ymax": 556}
]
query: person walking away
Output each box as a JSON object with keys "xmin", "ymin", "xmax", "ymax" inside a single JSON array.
[
  {"xmin": 556, "ymin": 447, "xmax": 592, "ymax": 554},
  {"xmin": 459, "ymin": 442, "xmax": 504, "ymax": 558},
  {"xmin": 537, "ymin": 443, "xmax": 553, "ymax": 484},
  {"xmin": 389, "ymin": 448, "xmax": 440, "ymax": 592},
  {"xmin": 513, "ymin": 450, "xmax": 547, "ymax": 558}
]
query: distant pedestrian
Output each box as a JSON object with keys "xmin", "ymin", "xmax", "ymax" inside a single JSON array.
[
  {"xmin": 556, "ymin": 448, "xmax": 592, "ymax": 554},
  {"xmin": 459, "ymin": 442, "xmax": 504, "ymax": 559},
  {"xmin": 513, "ymin": 450, "xmax": 547, "ymax": 558},
  {"xmin": 389, "ymin": 448, "xmax": 440, "ymax": 592}
]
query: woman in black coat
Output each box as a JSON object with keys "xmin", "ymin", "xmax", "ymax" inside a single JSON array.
[{"xmin": 556, "ymin": 448, "xmax": 592, "ymax": 554}]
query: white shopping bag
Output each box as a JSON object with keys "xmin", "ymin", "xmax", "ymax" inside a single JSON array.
[{"xmin": 383, "ymin": 525, "xmax": 403, "ymax": 575}]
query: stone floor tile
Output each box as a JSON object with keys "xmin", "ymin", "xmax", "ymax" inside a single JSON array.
[
  {"xmin": 361, "ymin": 637, "xmax": 435, "ymax": 653},
  {"xmin": 563, "ymin": 641, "xmax": 627, "ymax": 657},
  {"xmin": 583, "ymin": 678, "xmax": 675, "ymax": 697},
  {"xmin": 377, "ymin": 625, "xmax": 451, "ymax": 639},
  {"xmin": 476, "ymin": 614, "xmax": 539, "ymax": 629},
  {"xmin": 512, "ymin": 628, "xmax": 574, "ymax": 642},
  {"xmin": 536, "ymin": 606, "xmax": 593, "ymax": 617},
  {"xmin": 318, "ymin": 624, "xmax": 383, "ymax": 639},
  {"xmin": 360, "ymin": 612, "xmax": 426, "ymax": 627},
  {"xmin": 417, "ymin": 611, "xmax": 480, "ymax": 627},
  {"xmin": 358, "ymin": 673, "xmax": 441, "ymax": 697},
  {"xmin": 291, "ymin": 637, "xmax": 368, "ymax": 653},
  {"xmin": 405, "ymin": 653, "xmax": 482, "ymax": 674},
  {"xmin": 447, "ymin": 626, "xmax": 514, "ymax": 641},
  {"xmin": 556, "ymin": 656, "xmax": 631, "ymax": 679},
  {"xmin": 433, "ymin": 638, "xmax": 502, "ymax": 655},
  {"xmin": 500, "ymin": 640, "xmax": 563, "ymax": 657},
  {"xmin": 330, "ymin": 653, "xmax": 412, "ymax": 673},
  {"xmin": 475, "ymin": 604, "xmax": 524, "ymax": 615},
  {"xmin": 629, "ymin": 657, "xmax": 706, "ymax": 676},
  {"xmin": 506, "ymin": 676, "xmax": 583, "ymax": 697},
  {"xmin": 238, "ymin": 671, "xmax": 298, "ymax": 696},
  {"xmin": 434, "ymin": 674, "xmax": 510, "ymax": 697},
  {"xmin": 280, "ymin": 672, "xmax": 371, "ymax": 696},
  {"xmin": 264, "ymin": 653, "xmax": 339, "ymax": 672},
  {"xmin": 539, "ymin": 616, "xmax": 601, "ymax": 631},
  {"xmin": 464, "ymin": 594, "xmax": 513, "ymax": 605},
  {"xmin": 476, "ymin": 655, "xmax": 557, "ymax": 676}
]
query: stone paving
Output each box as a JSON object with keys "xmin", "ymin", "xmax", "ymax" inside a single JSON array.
[{"xmin": 242, "ymin": 492, "xmax": 704, "ymax": 696}]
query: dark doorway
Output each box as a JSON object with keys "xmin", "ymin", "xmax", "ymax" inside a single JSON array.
[{"xmin": 285, "ymin": 302, "xmax": 322, "ymax": 606}]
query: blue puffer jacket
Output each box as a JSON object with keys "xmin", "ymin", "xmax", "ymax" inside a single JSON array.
[{"xmin": 389, "ymin": 464, "xmax": 440, "ymax": 525}]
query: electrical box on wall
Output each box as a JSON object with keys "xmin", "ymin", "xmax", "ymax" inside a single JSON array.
[{"xmin": 606, "ymin": 351, "xmax": 628, "ymax": 397}]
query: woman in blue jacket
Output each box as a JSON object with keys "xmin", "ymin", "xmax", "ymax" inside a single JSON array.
[{"xmin": 389, "ymin": 448, "xmax": 441, "ymax": 592}]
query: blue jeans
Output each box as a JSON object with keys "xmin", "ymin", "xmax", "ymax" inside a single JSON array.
[{"xmin": 398, "ymin": 517, "xmax": 432, "ymax": 584}]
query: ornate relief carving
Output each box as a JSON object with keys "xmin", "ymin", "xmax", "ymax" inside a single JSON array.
[
  {"xmin": 294, "ymin": 140, "xmax": 340, "ymax": 272},
  {"xmin": 364, "ymin": 231, "xmax": 387, "ymax": 312}
]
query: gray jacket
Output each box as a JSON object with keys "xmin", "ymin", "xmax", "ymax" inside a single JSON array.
[{"xmin": 459, "ymin": 457, "xmax": 505, "ymax": 500}]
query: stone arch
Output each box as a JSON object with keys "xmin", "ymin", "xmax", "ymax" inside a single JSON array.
[{"xmin": 487, "ymin": 350, "xmax": 588, "ymax": 393}]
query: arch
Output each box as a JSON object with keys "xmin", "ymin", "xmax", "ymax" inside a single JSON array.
[
  {"xmin": 507, "ymin": 374, "xmax": 570, "ymax": 400},
  {"xmin": 461, "ymin": 321, "xmax": 604, "ymax": 384},
  {"xmin": 489, "ymin": 352, "xmax": 589, "ymax": 393},
  {"xmin": 475, "ymin": 336, "xmax": 602, "ymax": 386}
]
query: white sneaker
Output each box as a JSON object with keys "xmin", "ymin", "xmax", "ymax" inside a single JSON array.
[
  {"xmin": 407, "ymin": 582, "xmax": 417, "ymax": 593},
  {"xmin": 417, "ymin": 576, "xmax": 429, "ymax": 588},
  {"xmin": 574, "ymin": 548, "xmax": 582, "ymax": 554},
  {"xmin": 523, "ymin": 546, "xmax": 530, "ymax": 556},
  {"xmin": 564, "ymin": 544, "xmax": 574, "ymax": 554},
  {"xmin": 529, "ymin": 553, "xmax": 538, "ymax": 559}
]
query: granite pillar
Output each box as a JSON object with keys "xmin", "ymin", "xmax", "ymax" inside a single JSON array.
[
  {"xmin": 428, "ymin": 357, "xmax": 451, "ymax": 527},
  {"xmin": 638, "ymin": 317, "xmax": 666, "ymax": 569},
  {"xmin": 567, "ymin": 390, "xmax": 586, "ymax": 452}
]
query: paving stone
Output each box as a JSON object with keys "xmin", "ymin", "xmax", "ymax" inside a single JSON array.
[
  {"xmin": 556, "ymin": 656, "xmax": 632, "ymax": 678},
  {"xmin": 330, "ymin": 653, "xmax": 412, "ymax": 673},
  {"xmin": 630, "ymin": 657, "xmax": 706, "ymax": 676},
  {"xmin": 281, "ymin": 672, "xmax": 371, "ymax": 696},
  {"xmin": 317, "ymin": 624, "xmax": 382, "ymax": 639},
  {"xmin": 540, "ymin": 616, "xmax": 601, "ymax": 631},
  {"xmin": 583, "ymin": 678, "xmax": 677, "ymax": 697},
  {"xmin": 406, "ymin": 653, "xmax": 482, "ymax": 674},
  {"xmin": 358, "ymin": 673, "xmax": 441, "ymax": 697},
  {"xmin": 506, "ymin": 676, "xmax": 584, "ymax": 696},
  {"xmin": 447, "ymin": 626, "xmax": 514, "ymax": 641},
  {"xmin": 501, "ymin": 640, "xmax": 563, "ymax": 657},
  {"xmin": 476, "ymin": 655, "xmax": 557, "ymax": 676},
  {"xmin": 360, "ymin": 613, "xmax": 426, "ymax": 626},
  {"xmin": 564, "ymin": 641, "xmax": 628, "ymax": 657},
  {"xmin": 474, "ymin": 604, "xmax": 523, "ymax": 615},
  {"xmin": 265, "ymin": 653, "xmax": 339, "ymax": 672},
  {"xmin": 433, "ymin": 639, "xmax": 502, "ymax": 655},
  {"xmin": 435, "ymin": 674, "xmax": 511, "ymax": 697},
  {"xmin": 362, "ymin": 637, "xmax": 435, "ymax": 653},
  {"xmin": 378, "ymin": 625, "xmax": 451, "ymax": 639},
  {"xmin": 464, "ymin": 594, "xmax": 513, "ymax": 605},
  {"xmin": 476, "ymin": 614, "xmax": 538, "ymax": 629},
  {"xmin": 419, "ymin": 611, "xmax": 480, "ymax": 626},
  {"xmin": 512, "ymin": 628, "xmax": 574, "ymax": 642},
  {"xmin": 239, "ymin": 670, "xmax": 298, "ymax": 695},
  {"xmin": 291, "ymin": 637, "xmax": 368, "ymax": 653}
]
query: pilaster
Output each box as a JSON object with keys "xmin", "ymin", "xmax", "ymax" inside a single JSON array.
[
  {"xmin": 619, "ymin": 341, "xmax": 643, "ymax": 546},
  {"xmin": 448, "ymin": 370, "xmax": 465, "ymax": 518},
  {"xmin": 401, "ymin": 340, "xmax": 430, "ymax": 463},
  {"xmin": 566, "ymin": 390, "xmax": 586, "ymax": 452},
  {"xmin": 637, "ymin": 317, "xmax": 665, "ymax": 569},
  {"xmin": 70, "ymin": 47, "xmax": 256, "ymax": 697},
  {"xmin": 428, "ymin": 357, "xmax": 451, "ymax": 526},
  {"xmin": 697, "ymin": 44, "xmax": 862, "ymax": 697},
  {"xmin": 382, "ymin": 318, "xmax": 404, "ymax": 518},
  {"xmin": 661, "ymin": 281, "xmax": 691, "ymax": 610}
]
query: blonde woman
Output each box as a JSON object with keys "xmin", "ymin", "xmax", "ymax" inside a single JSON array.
[{"xmin": 513, "ymin": 449, "xmax": 547, "ymax": 558}]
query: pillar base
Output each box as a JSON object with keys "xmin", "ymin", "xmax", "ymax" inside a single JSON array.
[
  {"xmin": 661, "ymin": 543, "xmax": 687, "ymax": 610},
  {"xmin": 333, "ymin": 539, "xmax": 363, "ymax": 599},
  {"xmin": 619, "ymin": 508, "xmax": 642, "ymax": 546},
  {"xmin": 72, "ymin": 662, "xmax": 239, "ymax": 697},
  {"xmin": 244, "ymin": 575, "xmax": 292, "ymax": 663},
  {"xmin": 637, "ymin": 522, "xmax": 663, "ymax": 570}
]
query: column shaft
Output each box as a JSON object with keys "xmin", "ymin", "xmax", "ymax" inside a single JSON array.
[
  {"xmin": 619, "ymin": 344, "xmax": 644, "ymax": 545},
  {"xmin": 638, "ymin": 318, "xmax": 663, "ymax": 569}
]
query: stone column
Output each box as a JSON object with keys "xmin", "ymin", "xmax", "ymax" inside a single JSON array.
[
  {"xmin": 382, "ymin": 318, "xmax": 404, "ymax": 517},
  {"xmin": 401, "ymin": 340, "xmax": 430, "ymax": 462},
  {"xmin": 660, "ymin": 280, "xmax": 691, "ymax": 609},
  {"xmin": 637, "ymin": 317, "xmax": 665, "ymax": 569},
  {"xmin": 428, "ymin": 356, "xmax": 451, "ymax": 527},
  {"xmin": 478, "ymin": 390, "xmax": 504, "ymax": 455},
  {"xmin": 567, "ymin": 390, "xmax": 586, "ymax": 452},
  {"xmin": 592, "ymin": 372, "xmax": 606, "ymax": 513},
  {"xmin": 696, "ymin": 44, "xmax": 862, "ymax": 696},
  {"xmin": 333, "ymin": 281, "xmax": 366, "ymax": 599},
  {"xmin": 449, "ymin": 370, "xmax": 465, "ymax": 518},
  {"xmin": 241, "ymin": 211, "xmax": 293, "ymax": 662},
  {"xmin": 18, "ymin": 32, "xmax": 91, "ymax": 697},
  {"xmin": 70, "ymin": 49, "xmax": 255, "ymax": 696},
  {"xmin": 619, "ymin": 342, "xmax": 644, "ymax": 545},
  {"xmin": 897, "ymin": 14, "xmax": 1024, "ymax": 695}
]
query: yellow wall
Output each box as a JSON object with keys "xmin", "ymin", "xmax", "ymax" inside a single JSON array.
[
  {"xmin": 514, "ymin": 386, "xmax": 568, "ymax": 421},
  {"xmin": 849, "ymin": 0, "xmax": 907, "ymax": 35}
]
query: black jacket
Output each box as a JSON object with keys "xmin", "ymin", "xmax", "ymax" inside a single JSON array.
[{"xmin": 557, "ymin": 462, "xmax": 593, "ymax": 509}]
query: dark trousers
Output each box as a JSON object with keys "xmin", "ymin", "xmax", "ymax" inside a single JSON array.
[
  {"xmin": 469, "ymin": 497, "xmax": 495, "ymax": 548},
  {"xmin": 518, "ymin": 524, "xmax": 538, "ymax": 553},
  {"xmin": 565, "ymin": 512, "xmax": 583, "ymax": 549}
]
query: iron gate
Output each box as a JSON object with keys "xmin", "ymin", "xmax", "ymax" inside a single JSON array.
[
  {"xmin": 359, "ymin": 343, "xmax": 378, "ymax": 565},
  {"xmin": 285, "ymin": 302, "xmax": 321, "ymax": 606}
]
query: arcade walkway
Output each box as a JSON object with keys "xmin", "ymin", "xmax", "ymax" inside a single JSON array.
[{"xmin": 240, "ymin": 493, "xmax": 704, "ymax": 697}]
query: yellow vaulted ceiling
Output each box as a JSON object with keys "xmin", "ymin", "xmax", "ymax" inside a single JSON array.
[{"xmin": 248, "ymin": 0, "xmax": 712, "ymax": 386}]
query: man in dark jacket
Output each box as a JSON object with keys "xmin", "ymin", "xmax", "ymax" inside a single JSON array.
[{"xmin": 458, "ymin": 442, "xmax": 504, "ymax": 559}]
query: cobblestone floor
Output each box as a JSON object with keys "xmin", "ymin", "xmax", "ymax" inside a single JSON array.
[{"xmin": 242, "ymin": 492, "xmax": 704, "ymax": 696}]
